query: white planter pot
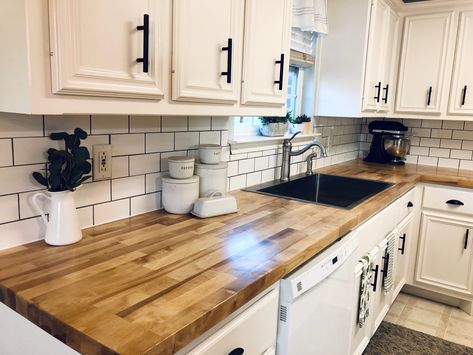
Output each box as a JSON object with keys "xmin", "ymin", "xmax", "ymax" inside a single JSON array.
[
  {"xmin": 32, "ymin": 190, "xmax": 82, "ymax": 246},
  {"xmin": 259, "ymin": 122, "xmax": 288, "ymax": 137}
]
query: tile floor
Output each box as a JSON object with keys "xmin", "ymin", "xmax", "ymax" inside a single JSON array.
[{"xmin": 385, "ymin": 292, "xmax": 473, "ymax": 348}]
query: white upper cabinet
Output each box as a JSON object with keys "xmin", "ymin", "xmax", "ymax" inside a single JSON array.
[
  {"xmin": 171, "ymin": 0, "xmax": 244, "ymax": 104},
  {"xmin": 449, "ymin": 11, "xmax": 473, "ymax": 115},
  {"xmin": 362, "ymin": 0, "xmax": 399, "ymax": 113},
  {"xmin": 395, "ymin": 12, "xmax": 454, "ymax": 114},
  {"xmin": 48, "ymin": 0, "xmax": 168, "ymax": 100},
  {"xmin": 240, "ymin": 0, "xmax": 291, "ymax": 107}
]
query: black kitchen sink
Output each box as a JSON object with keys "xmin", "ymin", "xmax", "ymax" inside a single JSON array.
[{"xmin": 244, "ymin": 174, "xmax": 393, "ymax": 209}]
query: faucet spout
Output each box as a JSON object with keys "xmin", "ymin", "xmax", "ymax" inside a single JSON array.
[{"xmin": 280, "ymin": 139, "xmax": 327, "ymax": 182}]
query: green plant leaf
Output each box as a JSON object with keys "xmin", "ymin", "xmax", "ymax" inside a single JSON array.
[
  {"xmin": 32, "ymin": 172, "xmax": 48, "ymax": 188},
  {"xmin": 74, "ymin": 128, "xmax": 88, "ymax": 140},
  {"xmin": 73, "ymin": 146, "xmax": 90, "ymax": 161}
]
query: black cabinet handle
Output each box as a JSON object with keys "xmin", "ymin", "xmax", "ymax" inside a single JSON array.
[
  {"xmin": 427, "ymin": 86, "xmax": 433, "ymax": 106},
  {"xmin": 274, "ymin": 54, "xmax": 285, "ymax": 90},
  {"xmin": 382, "ymin": 252, "xmax": 390, "ymax": 282},
  {"xmin": 374, "ymin": 82, "xmax": 382, "ymax": 103},
  {"xmin": 462, "ymin": 85, "xmax": 468, "ymax": 106},
  {"xmin": 465, "ymin": 229, "xmax": 470, "ymax": 250},
  {"xmin": 382, "ymin": 84, "xmax": 389, "ymax": 104},
  {"xmin": 446, "ymin": 199, "xmax": 464, "ymax": 206},
  {"xmin": 228, "ymin": 348, "xmax": 244, "ymax": 355},
  {"xmin": 371, "ymin": 265, "xmax": 379, "ymax": 293},
  {"xmin": 136, "ymin": 14, "xmax": 149, "ymax": 73},
  {"xmin": 221, "ymin": 38, "xmax": 233, "ymax": 84},
  {"xmin": 399, "ymin": 233, "xmax": 407, "ymax": 255},
  {"xmin": 407, "ymin": 201, "xmax": 414, "ymax": 208}
]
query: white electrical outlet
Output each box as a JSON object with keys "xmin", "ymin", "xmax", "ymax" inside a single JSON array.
[{"xmin": 93, "ymin": 144, "xmax": 112, "ymax": 180}]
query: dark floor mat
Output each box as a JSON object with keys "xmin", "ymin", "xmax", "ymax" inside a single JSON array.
[{"xmin": 363, "ymin": 321, "xmax": 473, "ymax": 355}]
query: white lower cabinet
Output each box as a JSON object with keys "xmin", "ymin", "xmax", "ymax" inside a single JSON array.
[
  {"xmin": 186, "ymin": 288, "xmax": 278, "ymax": 355},
  {"xmin": 392, "ymin": 215, "xmax": 415, "ymax": 300},
  {"xmin": 415, "ymin": 212, "xmax": 473, "ymax": 297},
  {"xmin": 371, "ymin": 238, "xmax": 391, "ymax": 334}
]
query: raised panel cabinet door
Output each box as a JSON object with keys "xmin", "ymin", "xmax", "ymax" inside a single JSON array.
[
  {"xmin": 371, "ymin": 239, "xmax": 391, "ymax": 335},
  {"xmin": 362, "ymin": 0, "xmax": 389, "ymax": 112},
  {"xmin": 395, "ymin": 12, "xmax": 454, "ymax": 114},
  {"xmin": 416, "ymin": 213, "xmax": 473, "ymax": 296},
  {"xmin": 449, "ymin": 11, "xmax": 473, "ymax": 115},
  {"xmin": 48, "ymin": 0, "xmax": 169, "ymax": 99},
  {"xmin": 240, "ymin": 0, "xmax": 291, "ymax": 106},
  {"xmin": 392, "ymin": 218, "xmax": 413, "ymax": 300},
  {"xmin": 172, "ymin": 0, "xmax": 244, "ymax": 104},
  {"xmin": 378, "ymin": 6, "xmax": 399, "ymax": 112}
]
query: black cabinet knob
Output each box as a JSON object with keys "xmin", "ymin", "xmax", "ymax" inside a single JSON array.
[
  {"xmin": 407, "ymin": 201, "xmax": 413, "ymax": 208},
  {"xmin": 229, "ymin": 348, "xmax": 244, "ymax": 355}
]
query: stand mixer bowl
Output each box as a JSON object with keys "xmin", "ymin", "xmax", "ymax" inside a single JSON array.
[{"xmin": 383, "ymin": 135, "xmax": 410, "ymax": 161}]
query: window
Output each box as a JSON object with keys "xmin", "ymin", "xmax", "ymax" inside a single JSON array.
[{"xmin": 287, "ymin": 66, "xmax": 301, "ymax": 118}]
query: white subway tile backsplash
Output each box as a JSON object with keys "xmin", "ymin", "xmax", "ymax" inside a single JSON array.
[
  {"xmin": 0, "ymin": 217, "xmax": 45, "ymax": 250},
  {"xmin": 254, "ymin": 156, "xmax": 270, "ymax": 171},
  {"xmin": 131, "ymin": 192, "xmax": 161, "ymax": 216},
  {"xmin": 175, "ymin": 132, "xmax": 199, "ymax": 150},
  {"xmin": 419, "ymin": 138, "xmax": 440, "ymax": 148},
  {"xmin": 417, "ymin": 156, "xmax": 438, "ymax": 166},
  {"xmin": 199, "ymin": 131, "xmax": 220, "ymax": 145},
  {"xmin": 0, "ymin": 113, "xmax": 43, "ymax": 138},
  {"xmin": 229, "ymin": 175, "xmax": 246, "ymax": 190},
  {"xmin": 94, "ymin": 199, "xmax": 130, "ymax": 225},
  {"xmin": 92, "ymin": 115, "xmax": 128, "ymax": 134},
  {"xmin": 19, "ymin": 191, "xmax": 47, "ymax": 219},
  {"xmin": 0, "ymin": 164, "xmax": 45, "ymax": 195},
  {"xmin": 443, "ymin": 121, "xmax": 464, "ymax": 130},
  {"xmin": 221, "ymin": 131, "xmax": 229, "ymax": 147},
  {"xmin": 462, "ymin": 141, "xmax": 473, "ymax": 150},
  {"xmin": 464, "ymin": 121, "xmax": 473, "ymax": 130},
  {"xmin": 421, "ymin": 120, "xmax": 442, "ymax": 128},
  {"xmin": 228, "ymin": 161, "xmax": 238, "ymax": 177},
  {"xmin": 75, "ymin": 180, "xmax": 110, "ymax": 207},
  {"xmin": 45, "ymin": 115, "xmax": 90, "ymax": 135},
  {"xmin": 162, "ymin": 116, "xmax": 187, "ymax": 132},
  {"xmin": 238, "ymin": 158, "xmax": 255, "ymax": 174},
  {"xmin": 429, "ymin": 148, "xmax": 450, "ymax": 158},
  {"xmin": 451, "ymin": 149, "xmax": 472, "ymax": 160},
  {"xmin": 247, "ymin": 151, "xmax": 263, "ymax": 158},
  {"xmin": 81, "ymin": 135, "xmax": 109, "ymax": 154},
  {"xmin": 431, "ymin": 129, "xmax": 452, "ymax": 139},
  {"xmin": 130, "ymin": 115, "xmax": 161, "ymax": 133},
  {"xmin": 438, "ymin": 158, "xmax": 459, "ymax": 169},
  {"xmin": 145, "ymin": 173, "xmax": 163, "ymax": 193},
  {"xmin": 77, "ymin": 206, "xmax": 93, "ymax": 229},
  {"xmin": 0, "ymin": 139, "xmax": 13, "ymax": 167},
  {"xmin": 129, "ymin": 153, "xmax": 160, "ymax": 175},
  {"xmin": 452, "ymin": 130, "xmax": 473, "ymax": 140},
  {"xmin": 211, "ymin": 117, "xmax": 230, "ymax": 130},
  {"xmin": 146, "ymin": 133, "xmax": 174, "ymax": 153},
  {"xmin": 0, "ymin": 195, "xmax": 19, "ymax": 224},
  {"xmin": 112, "ymin": 176, "xmax": 145, "ymax": 200},
  {"xmin": 111, "ymin": 134, "xmax": 145, "ymax": 156},
  {"xmin": 440, "ymin": 139, "xmax": 462, "ymax": 149},
  {"xmin": 111, "ymin": 156, "xmax": 129, "ymax": 179},
  {"xmin": 188, "ymin": 116, "xmax": 211, "ymax": 131},
  {"xmin": 13, "ymin": 137, "xmax": 61, "ymax": 165},
  {"xmin": 412, "ymin": 128, "xmax": 431, "ymax": 138},
  {"xmin": 460, "ymin": 160, "xmax": 473, "ymax": 171},
  {"xmin": 246, "ymin": 172, "xmax": 262, "ymax": 187}
]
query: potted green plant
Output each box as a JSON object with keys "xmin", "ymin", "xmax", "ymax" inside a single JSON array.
[
  {"xmin": 31, "ymin": 128, "xmax": 91, "ymax": 246},
  {"xmin": 290, "ymin": 114, "xmax": 312, "ymax": 134},
  {"xmin": 259, "ymin": 112, "xmax": 291, "ymax": 137}
]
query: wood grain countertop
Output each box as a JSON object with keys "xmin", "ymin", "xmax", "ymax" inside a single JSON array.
[{"xmin": 2, "ymin": 160, "xmax": 473, "ymax": 354}]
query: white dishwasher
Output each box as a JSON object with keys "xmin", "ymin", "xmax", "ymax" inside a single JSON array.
[{"xmin": 277, "ymin": 231, "xmax": 359, "ymax": 355}]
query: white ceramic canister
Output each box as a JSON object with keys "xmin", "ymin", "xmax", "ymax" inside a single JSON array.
[
  {"xmin": 162, "ymin": 174, "xmax": 199, "ymax": 214},
  {"xmin": 198, "ymin": 144, "xmax": 222, "ymax": 164},
  {"xmin": 194, "ymin": 162, "xmax": 228, "ymax": 197},
  {"xmin": 168, "ymin": 156, "xmax": 195, "ymax": 179}
]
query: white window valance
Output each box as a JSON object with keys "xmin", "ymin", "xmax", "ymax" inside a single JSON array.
[
  {"xmin": 292, "ymin": 0, "xmax": 328, "ymax": 34},
  {"xmin": 291, "ymin": 28, "xmax": 316, "ymax": 55}
]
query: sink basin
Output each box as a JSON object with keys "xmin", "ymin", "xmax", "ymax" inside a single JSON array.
[{"xmin": 244, "ymin": 174, "xmax": 393, "ymax": 209}]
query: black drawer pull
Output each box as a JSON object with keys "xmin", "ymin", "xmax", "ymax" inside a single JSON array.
[
  {"xmin": 446, "ymin": 199, "xmax": 464, "ymax": 206},
  {"xmin": 228, "ymin": 348, "xmax": 244, "ymax": 355},
  {"xmin": 399, "ymin": 233, "xmax": 406, "ymax": 255},
  {"xmin": 221, "ymin": 38, "xmax": 233, "ymax": 84},
  {"xmin": 465, "ymin": 229, "xmax": 470, "ymax": 250},
  {"xmin": 136, "ymin": 14, "xmax": 149, "ymax": 73},
  {"xmin": 427, "ymin": 86, "xmax": 433, "ymax": 106},
  {"xmin": 407, "ymin": 201, "xmax": 413, "ymax": 208},
  {"xmin": 374, "ymin": 82, "xmax": 381, "ymax": 103},
  {"xmin": 371, "ymin": 265, "xmax": 379, "ymax": 293},
  {"xmin": 382, "ymin": 252, "xmax": 390, "ymax": 282},
  {"xmin": 274, "ymin": 54, "xmax": 285, "ymax": 90}
]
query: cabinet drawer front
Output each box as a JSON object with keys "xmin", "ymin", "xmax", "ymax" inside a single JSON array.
[
  {"xmin": 423, "ymin": 185, "xmax": 473, "ymax": 215},
  {"xmin": 188, "ymin": 289, "xmax": 278, "ymax": 355},
  {"xmin": 398, "ymin": 187, "xmax": 417, "ymax": 221}
]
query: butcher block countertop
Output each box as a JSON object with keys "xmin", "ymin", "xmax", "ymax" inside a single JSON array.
[{"xmin": 2, "ymin": 160, "xmax": 473, "ymax": 354}]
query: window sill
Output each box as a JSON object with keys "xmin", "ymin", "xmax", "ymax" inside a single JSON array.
[{"xmin": 229, "ymin": 133, "xmax": 317, "ymax": 153}]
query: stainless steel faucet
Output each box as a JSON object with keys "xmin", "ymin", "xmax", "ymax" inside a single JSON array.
[{"xmin": 280, "ymin": 131, "xmax": 327, "ymax": 182}]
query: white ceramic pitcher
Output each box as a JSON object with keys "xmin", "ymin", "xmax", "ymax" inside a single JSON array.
[{"xmin": 32, "ymin": 190, "xmax": 82, "ymax": 246}]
